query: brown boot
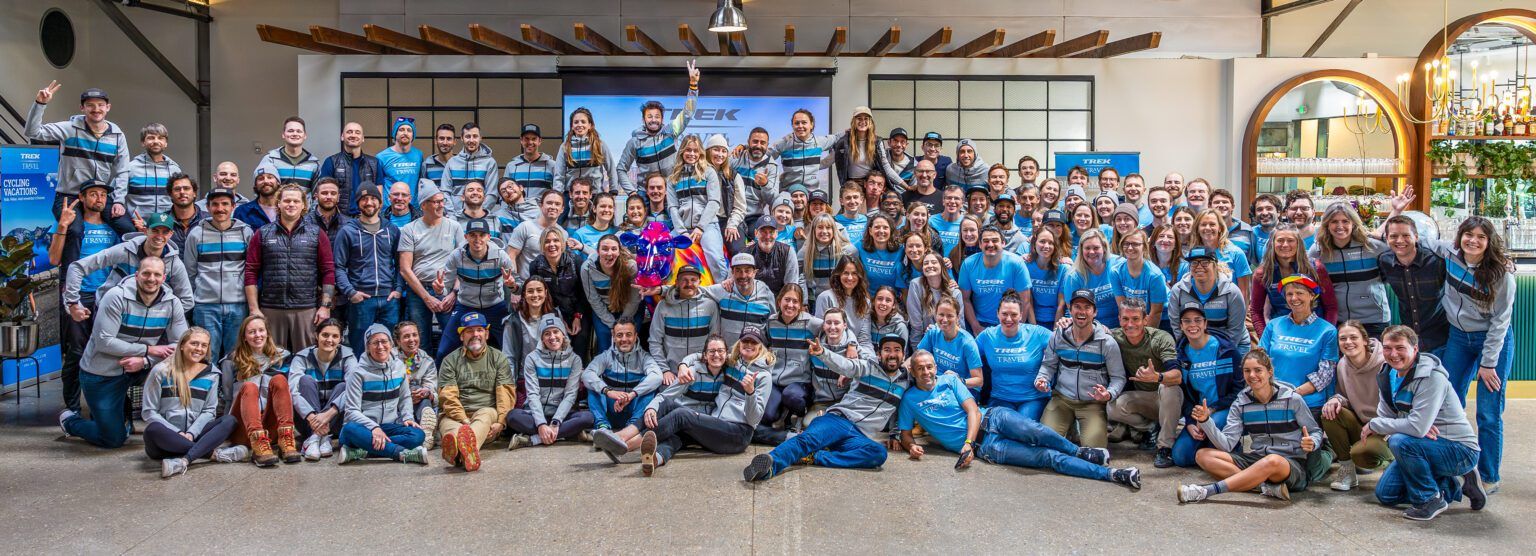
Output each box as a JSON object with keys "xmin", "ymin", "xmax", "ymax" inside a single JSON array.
[
  {"xmin": 275, "ymin": 426, "xmax": 303, "ymax": 464},
  {"xmin": 249, "ymin": 430, "xmax": 279, "ymax": 467}
]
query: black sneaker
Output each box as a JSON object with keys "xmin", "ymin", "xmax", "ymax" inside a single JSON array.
[
  {"xmin": 1154, "ymin": 447, "xmax": 1174, "ymax": 469},
  {"xmin": 1138, "ymin": 426, "xmax": 1159, "ymax": 451},
  {"xmin": 1077, "ymin": 446, "xmax": 1110, "ymax": 466},
  {"xmin": 1111, "ymin": 467, "xmax": 1142, "ymax": 490},
  {"xmin": 743, "ymin": 453, "xmax": 774, "ymax": 482},
  {"xmin": 1462, "ymin": 470, "xmax": 1488, "ymax": 511},
  {"xmin": 1404, "ymin": 494, "xmax": 1449, "ymax": 521}
]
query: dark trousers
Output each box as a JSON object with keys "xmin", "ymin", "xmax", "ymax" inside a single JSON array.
[
  {"xmin": 435, "ymin": 302, "xmax": 509, "ymax": 361},
  {"xmin": 644, "ymin": 400, "xmax": 752, "ymax": 461},
  {"xmin": 60, "ymin": 294, "xmax": 96, "ymax": 413},
  {"xmin": 505, "ymin": 408, "xmax": 595, "ymax": 440},
  {"xmin": 294, "ymin": 375, "xmax": 346, "ymax": 438},
  {"xmin": 144, "ymin": 416, "xmax": 236, "ymax": 461},
  {"xmin": 762, "ymin": 381, "xmax": 813, "ymax": 426}
]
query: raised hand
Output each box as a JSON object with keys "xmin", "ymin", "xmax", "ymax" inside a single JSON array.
[
  {"xmin": 806, "ymin": 339, "xmax": 823, "ymax": 357},
  {"xmin": 1191, "ymin": 398, "xmax": 1212, "ymax": 423},
  {"xmin": 501, "ymin": 268, "xmax": 518, "ymax": 288},
  {"xmin": 1390, "ymin": 185, "xmax": 1416, "ymax": 215},
  {"xmin": 1132, "ymin": 362, "xmax": 1157, "ymax": 383},
  {"xmin": 58, "ymin": 199, "xmax": 80, "ymax": 228},
  {"xmin": 131, "ymin": 210, "xmax": 146, "ymax": 233},
  {"xmin": 686, "ymin": 59, "xmax": 700, "ymax": 86},
  {"xmin": 432, "ymin": 270, "xmax": 447, "ymax": 294},
  {"xmin": 37, "ymin": 81, "xmax": 61, "ymax": 104},
  {"xmin": 1089, "ymin": 384, "xmax": 1112, "ymax": 402}
]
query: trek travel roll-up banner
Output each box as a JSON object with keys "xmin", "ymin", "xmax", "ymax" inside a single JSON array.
[
  {"xmin": 1054, "ymin": 151, "xmax": 1141, "ymax": 179},
  {"xmin": 0, "ymin": 145, "xmax": 62, "ymax": 387}
]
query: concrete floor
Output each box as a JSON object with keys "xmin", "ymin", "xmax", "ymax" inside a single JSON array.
[{"xmin": 2, "ymin": 380, "xmax": 1532, "ymax": 555}]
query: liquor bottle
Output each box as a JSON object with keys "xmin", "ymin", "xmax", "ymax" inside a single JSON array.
[
  {"xmin": 1497, "ymin": 107, "xmax": 1509, "ymax": 136},
  {"xmin": 1485, "ymin": 108, "xmax": 1497, "ymax": 136},
  {"xmin": 1520, "ymin": 108, "xmax": 1532, "ymax": 137}
]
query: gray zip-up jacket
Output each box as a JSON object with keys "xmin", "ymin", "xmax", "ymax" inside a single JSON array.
[
  {"xmin": 765, "ymin": 311, "xmax": 822, "ymax": 386},
  {"xmin": 581, "ymin": 257, "xmax": 642, "ymax": 328},
  {"xmin": 82, "ymin": 281, "xmax": 188, "ymax": 378},
  {"xmin": 582, "ymin": 346, "xmax": 664, "ymax": 395},
  {"xmin": 713, "ymin": 356, "xmax": 773, "ymax": 427},
  {"xmin": 703, "ymin": 280, "xmax": 775, "ymax": 345},
  {"xmin": 1167, "ymin": 276, "xmax": 1249, "ymax": 352},
  {"xmin": 731, "ymin": 151, "xmax": 780, "ymax": 217},
  {"xmin": 810, "ymin": 334, "xmax": 874, "ymax": 404},
  {"xmin": 343, "ymin": 352, "xmax": 414, "ymax": 430},
  {"xmin": 398, "ymin": 348, "xmax": 437, "ymax": 401},
  {"xmin": 1430, "ymin": 241, "xmax": 1517, "ymax": 369},
  {"xmin": 505, "ymin": 153, "xmax": 558, "ymax": 211},
  {"xmin": 815, "ymin": 290, "xmax": 874, "ymax": 347},
  {"xmin": 554, "ymin": 135, "xmax": 620, "ymax": 194},
  {"xmin": 288, "ymin": 346, "xmax": 355, "ymax": 417},
  {"xmin": 877, "ymin": 144, "xmax": 917, "ymax": 194},
  {"xmin": 254, "ymin": 146, "xmax": 320, "ymax": 190},
  {"xmin": 1370, "ymin": 353, "xmax": 1480, "ymax": 451},
  {"xmin": 945, "ymin": 157, "xmax": 989, "ymax": 191},
  {"xmin": 440, "ymin": 145, "xmax": 501, "ymax": 213},
  {"xmin": 182, "ymin": 218, "xmax": 253, "ymax": 305},
  {"xmin": 615, "ymin": 87, "xmax": 698, "ymax": 194},
  {"xmin": 818, "ymin": 346, "xmax": 910, "ymax": 439},
  {"xmin": 141, "ymin": 361, "xmax": 219, "ymax": 435},
  {"xmin": 666, "ymin": 164, "xmax": 722, "ymax": 232},
  {"xmin": 1200, "ymin": 381, "xmax": 1323, "ymax": 460},
  {"xmin": 124, "ymin": 153, "xmax": 181, "ymax": 216},
  {"xmin": 650, "ymin": 352, "xmax": 726, "ymax": 414},
  {"xmin": 905, "ymin": 278, "xmax": 965, "ymax": 344},
  {"xmin": 1036, "ymin": 322, "xmax": 1126, "ymax": 401},
  {"xmin": 218, "ymin": 349, "xmax": 292, "ymax": 412},
  {"xmin": 869, "ymin": 312, "xmax": 909, "ymax": 348},
  {"xmin": 1309, "ymin": 238, "xmax": 1390, "ymax": 325},
  {"xmin": 769, "ymin": 132, "xmax": 838, "ymax": 194},
  {"xmin": 523, "ymin": 346, "xmax": 584, "ymax": 426},
  {"xmin": 25, "ymin": 102, "xmax": 130, "ymax": 197},
  {"xmin": 65, "ymin": 234, "xmax": 194, "ymax": 309},
  {"xmin": 650, "ymin": 288, "xmax": 720, "ymax": 373},
  {"xmin": 443, "ymin": 244, "xmax": 515, "ymax": 309}
]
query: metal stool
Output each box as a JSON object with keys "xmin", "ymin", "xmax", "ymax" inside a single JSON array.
[{"xmin": 5, "ymin": 355, "xmax": 41, "ymax": 404}]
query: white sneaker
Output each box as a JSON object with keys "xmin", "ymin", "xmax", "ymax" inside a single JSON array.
[
  {"xmin": 58, "ymin": 409, "xmax": 77, "ymax": 436},
  {"xmin": 302, "ymin": 435, "xmax": 322, "ymax": 461},
  {"xmin": 161, "ymin": 457, "xmax": 188, "ymax": 478},
  {"xmin": 1330, "ymin": 462, "xmax": 1358, "ymax": 491},
  {"xmin": 319, "ymin": 435, "xmax": 334, "ymax": 458},
  {"xmin": 1260, "ymin": 481, "xmax": 1292, "ymax": 501},
  {"xmin": 1177, "ymin": 484, "xmax": 1208, "ymax": 504},
  {"xmin": 507, "ymin": 434, "xmax": 531, "ymax": 451},
  {"xmin": 214, "ymin": 445, "xmax": 250, "ymax": 463}
]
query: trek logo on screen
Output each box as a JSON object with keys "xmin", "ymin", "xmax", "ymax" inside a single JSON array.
[{"xmin": 667, "ymin": 108, "xmax": 741, "ymax": 121}]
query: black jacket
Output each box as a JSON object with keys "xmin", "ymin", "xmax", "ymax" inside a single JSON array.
[
  {"xmin": 528, "ymin": 251, "xmax": 589, "ymax": 325},
  {"xmin": 319, "ymin": 150, "xmax": 381, "ymax": 217}
]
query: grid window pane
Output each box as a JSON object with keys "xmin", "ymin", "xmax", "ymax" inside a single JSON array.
[
  {"xmin": 1005, "ymin": 141, "xmax": 1047, "ymax": 169},
  {"xmin": 345, "ymin": 78, "xmax": 388, "ymax": 106},
  {"xmin": 871, "ymin": 80, "xmax": 914, "ymax": 109},
  {"xmin": 1004, "ymin": 111, "xmax": 1047, "ymax": 139},
  {"xmin": 483, "ymin": 139, "xmax": 523, "ymax": 160},
  {"xmin": 915, "ymin": 81, "xmax": 959, "ymax": 109},
  {"xmin": 959, "ymin": 110, "xmax": 1004, "ymax": 140},
  {"xmin": 1048, "ymin": 111, "xmax": 1091, "ymax": 140},
  {"xmin": 388, "ymin": 78, "xmax": 433, "ymax": 105},
  {"xmin": 360, "ymin": 138, "xmax": 388, "ymax": 156},
  {"xmin": 435, "ymin": 111, "xmax": 476, "ymax": 132},
  {"xmin": 874, "ymin": 110, "xmax": 914, "ymax": 137},
  {"xmin": 433, "ymin": 78, "xmax": 477, "ymax": 106},
  {"xmin": 525, "ymin": 109, "xmax": 565, "ymax": 137},
  {"xmin": 1004, "ymin": 81, "xmax": 1048, "ymax": 109},
  {"xmin": 343, "ymin": 108, "xmax": 389, "ymax": 137},
  {"xmin": 1048, "ymin": 81, "xmax": 1090, "ymax": 110},
  {"xmin": 479, "ymin": 109, "xmax": 522, "ymax": 137},
  {"xmin": 960, "ymin": 81, "xmax": 1003, "ymax": 109},
  {"xmin": 972, "ymin": 140, "xmax": 1004, "ymax": 168},
  {"xmin": 914, "ymin": 110, "xmax": 958, "ymax": 139},
  {"xmin": 524, "ymin": 79, "xmax": 563, "ymax": 107},
  {"xmin": 479, "ymin": 78, "xmax": 522, "ymax": 106}
]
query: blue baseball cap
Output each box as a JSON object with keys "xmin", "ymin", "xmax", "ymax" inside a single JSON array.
[{"xmin": 458, "ymin": 312, "xmax": 489, "ymax": 332}]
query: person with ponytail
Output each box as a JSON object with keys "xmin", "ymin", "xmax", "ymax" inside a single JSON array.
[
  {"xmin": 554, "ymin": 107, "xmax": 619, "ymax": 194},
  {"xmin": 142, "ymin": 327, "xmax": 240, "ymax": 478}
]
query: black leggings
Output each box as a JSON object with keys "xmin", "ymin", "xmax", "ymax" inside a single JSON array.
[
  {"xmin": 505, "ymin": 408, "xmax": 595, "ymax": 440},
  {"xmin": 644, "ymin": 400, "xmax": 753, "ymax": 463},
  {"xmin": 144, "ymin": 415, "xmax": 236, "ymax": 461}
]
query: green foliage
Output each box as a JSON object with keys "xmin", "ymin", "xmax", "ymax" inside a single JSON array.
[{"xmin": 1427, "ymin": 139, "xmax": 1536, "ymax": 219}]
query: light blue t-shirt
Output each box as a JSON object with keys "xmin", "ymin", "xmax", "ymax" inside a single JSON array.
[
  {"xmin": 929, "ymin": 213, "xmax": 964, "ymax": 255},
  {"xmin": 916, "ymin": 325, "xmax": 983, "ymax": 381},
  {"xmin": 835, "ymin": 213, "xmax": 869, "ymax": 246},
  {"xmin": 1026, "ymin": 260, "xmax": 1064, "ymax": 324},
  {"xmin": 1181, "ymin": 336, "xmax": 1235, "ymax": 408},
  {"xmin": 1059, "ymin": 266, "xmax": 1116, "ymax": 325},
  {"xmin": 897, "ymin": 373, "xmax": 974, "ymax": 453},
  {"xmin": 959, "ymin": 252, "xmax": 1033, "ymax": 326},
  {"xmin": 858, "ymin": 244, "xmax": 906, "ymax": 293},
  {"xmin": 976, "ymin": 324, "xmax": 1052, "ymax": 403},
  {"xmin": 1259, "ymin": 314, "xmax": 1340, "ymax": 408},
  {"xmin": 79, "ymin": 222, "xmax": 118, "ymax": 294},
  {"xmin": 376, "ymin": 146, "xmax": 425, "ymax": 203},
  {"xmin": 1109, "ymin": 259, "xmax": 1170, "ymax": 314}
]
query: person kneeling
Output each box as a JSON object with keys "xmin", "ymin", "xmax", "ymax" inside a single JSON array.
[
  {"xmin": 1178, "ymin": 348, "xmax": 1332, "ymax": 504},
  {"xmin": 142, "ymin": 328, "xmax": 240, "ymax": 478},
  {"xmin": 507, "ymin": 316, "xmax": 594, "ymax": 449},
  {"xmin": 899, "ymin": 349, "xmax": 1142, "ymax": 489},
  {"xmin": 337, "ymin": 324, "xmax": 428, "ymax": 465}
]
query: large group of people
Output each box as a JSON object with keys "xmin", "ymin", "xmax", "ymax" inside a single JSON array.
[{"xmin": 33, "ymin": 64, "xmax": 1512, "ymax": 521}]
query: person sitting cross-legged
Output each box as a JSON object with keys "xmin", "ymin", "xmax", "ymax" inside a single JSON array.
[
  {"xmin": 506, "ymin": 315, "xmax": 595, "ymax": 450},
  {"xmin": 336, "ymin": 324, "xmax": 428, "ymax": 465},
  {"xmin": 436, "ymin": 311, "xmax": 516, "ymax": 472}
]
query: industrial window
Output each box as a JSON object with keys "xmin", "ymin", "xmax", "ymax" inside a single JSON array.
[
  {"xmin": 340, "ymin": 74, "xmax": 563, "ymax": 158},
  {"xmin": 868, "ymin": 75, "xmax": 1094, "ymax": 176}
]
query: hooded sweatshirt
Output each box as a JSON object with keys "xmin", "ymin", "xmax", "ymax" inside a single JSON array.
[
  {"xmin": 255, "ymin": 146, "xmax": 320, "ymax": 191},
  {"xmin": 444, "ymin": 243, "xmax": 516, "ymax": 309},
  {"xmin": 288, "ymin": 345, "xmax": 356, "ymax": 418},
  {"xmin": 666, "ymin": 163, "xmax": 722, "ymax": 232},
  {"xmin": 704, "ymin": 280, "xmax": 776, "ymax": 345},
  {"xmin": 522, "ymin": 341, "xmax": 584, "ymax": 426},
  {"xmin": 810, "ymin": 333, "xmax": 874, "ymax": 404},
  {"xmin": 766, "ymin": 311, "xmax": 823, "ymax": 386},
  {"xmin": 124, "ymin": 152, "xmax": 182, "ymax": 216},
  {"xmin": 1308, "ymin": 238, "xmax": 1390, "ymax": 325},
  {"xmin": 1200, "ymin": 381, "xmax": 1323, "ymax": 460},
  {"xmin": 65, "ymin": 234, "xmax": 194, "ymax": 309},
  {"xmin": 943, "ymin": 150, "xmax": 988, "ymax": 190},
  {"xmin": 869, "ymin": 312, "xmax": 910, "ymax": 349},
  {"xmin": 1370, "ymin": 353, "xmax": 1479, "ymax": 451},
  {"xmin": 650, "ymin": 288, "xmax": 721, "ymax": 373},
  {"xmin": 80, "ymin": 281, "xmax": 188, "ymax": 378},
  {"xmin": 1431, "ymin": 241, "xmax": 1516, "ymax": 369},
  {"xmin": 816, "ymin": 346, "xmax": 910, "ymax": 440},
  {"xmin": 218, "ymin": 348, "xmax": 293, "ymax": 411},
  {"xmin": 581, "ymin": 257, "xmax": 642, "ymax": 328},
  {"xmin": 731, "ymin": 150, "xmax": 781, "ymax": 217},
  {"xmin": 770, "ymin": 132, "xmax": 838, "ymax": 195},
  {"xmin": 877, "ymin": 143, "xmax": 917, "ymax": 194},
  {"xmin": 714, "ymin": 356, "xmax": 774, "ymax": 427},
  {"xmin": 331, "ymin": 216, "xmax": 404, "ymax": 300},
  {"xmin": 344, "ymin": 333, "xmax": 414, "ymax": 430},
  {"xmin": 554, "ymin": 135, "xmax": 619, "ymax": 194},
  {"xmin": 25, "ymin": 103, "xmax": 130, "ymax": 197},
  {"xmin": 181, "ymin": 218, "xmax": 253, "ymax": 305},
  {"xmin": 141, "ymin": 360, "xmax": 219, "ymax": 436},
  {"xmin": 582, "ymin": 345, "xmax": 663, "ymax": 395},
  {"xmin": 615, "ymin": 87, "xmax": 699, "ymax": 193},
  {"xmin": 1333, "ymin": 339, "xmax": 1385, "ymax": 422},
  {"xmin": 505, "ymin": 152, "xmax": 558, "ymax": 214},
  {"xmin": 440, "ymin": 145, "xmax": 501, "ymax": 212},
  {"xmin": 1167, "ymin": 275, "xmax": 1249, "ymax": 352},
  {"xmin": 1036, "ymin": 322, "xmax": 1126, "ymax": 402},
  {"xmin": 650, "ymin": 352, "xmax": 726, "ymax": 414}
]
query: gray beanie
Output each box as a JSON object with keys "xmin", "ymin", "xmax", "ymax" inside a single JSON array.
[{"xmin": 365, "ymin": 323, "xmax": 393, "ymax": 343}]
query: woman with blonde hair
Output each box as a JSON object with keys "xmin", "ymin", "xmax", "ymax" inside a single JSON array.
[
  {"xmin": 1183, "ymin": 209, "xmax": 1252, "ymax": 295},
  {"xmin": 627, "ymin": 332, "xmax": 774, "ymax": 476},
  {"xmin": 222, "ymin": 315, "xmax": 296, "ymax": 467},
  {"xmin": 801, "ymin": 214, "xmax": 857, "ymax": 306},
  {"xmin": 666, "ymin": 134, "xmax": 727, "ymax": 275},
  {"xmin": 833, "ymin": 108, "xmax": 879, "ymax": 184},
  {"xmin": 1059, "ymin": 229, "xmax": 1117, "ymax": 326},
  {"xmin": 143, "ymin": 327, "xmax": 241, "ymax": 478},
  {"xmin": 554, "ymin": 107, "xmax": 618, "ymax": 193}
]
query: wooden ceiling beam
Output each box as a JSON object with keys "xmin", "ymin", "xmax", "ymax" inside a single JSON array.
[
  {"xmin": 907, "ymin": 27, "xmax": 952, "ymax": 57},
  {"xmin": 257, "ymin": 24, "xmax": 352, "ymax": 54},
  {"xmin": 468, "ymin": 24, "xmax": 541, "ymax": 55},
  {"xmin": 419, "ymin": 25, "xmax": 495, "ymax": 55},
  {"xmin": 718, "ymin": 32, "xmax": 731, "ymax": 56},
  {"xmin": 1071, "ymin": 31, "xmax": 1161, "ymax": 58},
  {"xmin": 865, "ymin": 26, "xmax": 900, "ymax": 57},
  {"xmin": 989, "ymin": 29, "xmax": 1055, "ymax": 57},
  {"xmin": 521, "ymin": 23, "xmax": 585, "ymax": 54},
  {"xmin": 948, "ymin": 28, "xmax": 1005, "ymax": 57},
  {"xmin": 574, "ymin": 23, "xmax": 624, "ymax": 55},
  {"xmin": 626, "ymin": 24, "xmax": 668, "ymax": 55},
  {"xmin": 1026, "ymin": 29, "xmax": 1108, "ymax": 57},
  {"xmin": 310, "ymin": 25, "xmax": 394, "ymax": 54},
  {"xmin": 679, "ymin": 24, "xmax": 711, "ymax": 55},
  {"xmin": 825, "ymin": 26, "xmax": 847, "ymax": 57},
  {"xmin": 729, "ymin": 31, "xmax": 749, "ymax": 56},
  {"xmin": 363, "ymin": 24, "xmax": 441, "ymax": 54}
]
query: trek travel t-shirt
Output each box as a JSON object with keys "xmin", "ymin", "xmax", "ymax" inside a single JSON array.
[
  {"xmin": 898, "ymin": 372, "xmax": 974, "ymax": 453},
  {"xmin": 1259, "ymin": 314, "xmax": 1339, "ymax": 407},
  {"xmin": 1026, "ymin": 260, "xmax": 1064, "ymax": 324},
  {"xmin": 79, "ymin": 222, "xmax": 118, "ymax": 295},
  {"xmin": 1109, "ymin": 259, "xmax": 1169, "ymax": 314},
  {"xmin": 1180, "ymin": 336, "xmax": 1235, "ymax": 406},
  {"xmin": 959, "ymin": 252, "xmax": 1033, "ymax": 326},
  {"xmin": 858, "ymin": 244, "xmax": 906, "ymax": 292},
  {"xmin": 916, "ymin": 326, "xmax": 983, "ymax": 382},
  {"xmin": 976, "ymin": 324, "xmax": 1052, "ymax": 403},
  {"xmin": 1060, "ymin": 267, "xmax": 1116, "ymax": 325}
]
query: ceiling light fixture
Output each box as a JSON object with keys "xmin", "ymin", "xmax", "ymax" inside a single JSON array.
[{"xmin": 708, "ymin": 0, "xmax": 747, "ymax": 33}]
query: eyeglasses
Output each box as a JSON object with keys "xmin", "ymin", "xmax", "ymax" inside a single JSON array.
[
  {"xmin": 705, "ymin": 348, "xmax": 728, "ymax": 355},
  {"xmin": 1179, "ymin": 318, "xmax": 1205, "ymax": 325}
]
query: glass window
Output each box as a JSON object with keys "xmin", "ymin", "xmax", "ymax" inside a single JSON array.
[{"xmin": 342, "ymin": 74, "xmax": 564, "ymax": 161}]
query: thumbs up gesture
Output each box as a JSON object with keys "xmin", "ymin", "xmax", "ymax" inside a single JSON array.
[
  {"xmin": 1300, "ymin": 425, "xmax": 1316, "ymax": 453},
  {"xmin": 1191, "ymin": 398, "xmax": 1212, "ymax": 423}
]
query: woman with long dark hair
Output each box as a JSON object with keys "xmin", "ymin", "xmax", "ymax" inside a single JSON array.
[
  {"xmin": 856, "ymin": 214, "xmax": 905, "ymax": 294},
  {"xmin": 1249, "ymin": 224, "xmax": 1336, "ymax": 338},
  {"xmin": 554, "ymin": 107, "xmax": 618, "ymax": 193},
  {"xmin": 816, "ymin": 256, "xmax": 873, "ymax": 346},
  {"xmin": 581, "ymin": 234, "xmax": 640, "ymax": 353},
  {"xmin": 905, "ymin": 251, "xmax": 963, "ymax": 344}
]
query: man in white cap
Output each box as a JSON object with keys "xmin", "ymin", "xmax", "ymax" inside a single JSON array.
[
  {"xmin": 398, "ymin": 181, "xmax": 465, "ymax": 349},
  {"xmin": 703, "ymin": 252, "xmax": 776, "ymax": 346}
]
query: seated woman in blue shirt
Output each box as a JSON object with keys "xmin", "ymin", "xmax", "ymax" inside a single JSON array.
[
  {"xmin": 1170, "ymin": 304, "xmax": 1244, "ymax": 468},
  {"xmin": 1258, "ymin": 274, "xmax": 1340, "ymax": 421},
  {"xmin": 916, "ymin": 296, "xmax": 983, "ymax": 392},
  {"xmin": 1058, "ymin": 229, "xmax": 1118, "ymax": 327}
]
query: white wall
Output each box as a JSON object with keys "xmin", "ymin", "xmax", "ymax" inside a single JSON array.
[{"xmin": 1266, "ymin": 0, "xmax": 1530, "ymax": 58}]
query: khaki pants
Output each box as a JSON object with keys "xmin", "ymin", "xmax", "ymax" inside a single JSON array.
[
  {"xmin": 439, "ymin": 407, "xmax": 499, "ymax": 448},
  {"xmin": 1106, "ymin": 385, "xmax": 1183, "ymax": 449},
  {"xmin": 1320, "ymin": 405, "xmax": 1393, "ymax": 469},
  {"xmin": 1040, "ymin": 394, "xmax": 1109, "ymax": 448},
  {"xmin": 261, "ymin": 306, "xmax": 317, "ymax": 354}
]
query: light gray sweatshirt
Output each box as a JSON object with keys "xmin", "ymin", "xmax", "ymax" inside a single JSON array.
[
  {"xmin": 141, "ymin": 361, "xmax": 219, "ymax": 436},
  {"xmin": 1200, "ymin": 381, "xmax": 1323, "ymax": 460},
  {"xmin": 649, "ymin": 288, "xmax": 720, "ymax": 373},
  {"xmin": 343, "ymin": 352, "xmax": 414, "ymax": 430},
  {"xmin": 81, "ymin": 281, "xmax": 188, "ymax": 378},
  {"xmin": 1036, "ymin": 322, "xmax": 1126, "ymax": 401},
  {"xmin": 1369, "ymin": 353, "xmax": 1479, "ymax": 451},
  {"xmin": 522, "ymin": 346, "xmax": 584, "ymax": 426},
  {"xmin": 666, "ymin": 164, "xmax": 723, "ymax": 232},
  {"xmin": 181, "ymin": 218, "xmax": 253, "ymax": 305},
  {"xmin": 65, "ymin": 234, "xmax": 194, "ymax": 309}
]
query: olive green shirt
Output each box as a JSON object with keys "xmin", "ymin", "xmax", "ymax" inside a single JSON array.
[{"xmin": 1111, "ymin": 328, "xmax": 1177, "ymax": 392}]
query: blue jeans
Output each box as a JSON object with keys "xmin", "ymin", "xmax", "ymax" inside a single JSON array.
[
  {"xmin": 1441, "ymin": 326, "xmax": 1512, "ymax": 483},
  {"xmin": 65, "ymin": 371, "xmax": 133, "ymax": 448},
  {"xmin": 435, "ymin": 303, "xmax": 509, "ymax": 361},
  {"xmin": 191, "ymin": 303, "xmax": 247, "ymax": 366},
  {"xmin": 988, "ymin": 398, "xmax": 1049, "ymax": 421},
  {"xmin": 404, "ymin": 290, "xmax": 452, "ymax": 351},
  {"xmin": 767, "ymin": 412, "xmax": 887, "ymax": 475},
  {"xmin": 347, "ymin": 295, "xmax": 400, "ymax": 350},
  {"xmin": 979, "ymin": 407, "xmax": 1110, "ymax": 481},
  {"xmin": 1376, "ymin": 434, "xmax": 1478, "ymax": 506},
  {"xmin": 588, "ymin": 390, "xmax": 656, "ymax": 429},
  {"xmin": 593, "ymin": 318, "xmax": 613, "ymax": 354},
  {"xmin": 339, "ymin": 422, "xmax": 426, "ymax": 460},
  {"xmin": 1172, "ymin": 409, "xmax": 1228, "ymax": 468}
]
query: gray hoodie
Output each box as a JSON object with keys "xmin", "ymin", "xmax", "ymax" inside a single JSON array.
[
  {"xmin": 218, "ymin": 348, "xmax": 293, "ymax": 413},
  {"xmin": 25, "ymin": 103, "xmax": 130, "ymax": 197},
  {"xmin": 1431, "ymin": 241, "xmax": 1517, "ymax": 369},
  {"xmin": 581, "ymin": 257, "xmax": 642, "ymax": 328},
  {"xmin": 124, "ymin": 152, "xmax": 182, "ymax": 216},
  {"xmin": 649, "ymin": 288, "xmax": 721, "ymax": 373},
  {"xmin": 905, "ymin": 277, "xmax": 964, "ymax": 344},
  {"xmin": 65, "ymin": 234, "xmax": 194, "ymax": 309},
  {"xmin": 649, "ymin": 352, "xmax": 726, "ymax": 414},
  {"xmin": 181, "ymin": 218, "xmax": 253, "ymax": 305},
  {"xmin": 522, "ymin": 340, "xmax": 584, "ymax": 427},
  {"xmin": 443, "ymin": 243, "xmax": 516, "ymax": 309},
  {"xmin": 730, "ymin": 150, "xmax": 781, "ymax": 217},
  {"xmin": 288, "ymin": 345, "xmax": 355, "ymax": 418},
  {"xmin": 765, "ymin": 311, "xmax": 822, "ymax": 386},
  {"xmin": 582, "ymin": 345, "xmax": 663, "ymax": 395},
  {"xmin": 141, "ymin": 360, "xmax": 219, "ymax": 435},
  {"xmin": 1370, "ymin": 353, "xmax": 1479, "ymax": 451},
  {"xmin": 1036, "ymin": 322, "xmax": 1126, "ymax": 401},
  {"xmin": 769, "ymin": 132, "xmax": 838, "ymax": 194},
  {"xmin": 1200, "ymin": 381, "xmax": 1323, "ymax": 460},
  {"xmin": 944, "ymin": 151, "xmax": 988, "ymax": 190},
  {"xmin": 554, "ymin": 135, "xmax": 620, "ymax": 194},
  {"xmin": 869, "ymin": 312, "xmax": 910, "ymax": 348},
  {"xmin": 817, "ymin": 346, "xmax": 909, "ymax": 440},
  {"xmin": 440, "ymin": 144, "xmax": 501, "ymax": 213},
  {"xmin": 810, "ymin": 334, "xmax": 874, "ymax": 404},
  {"xmin": 703, "ymin": 280, "xmax": 775, "ymax": 346},
  {"xmin": 343, "ymin": 328, "xmax": 414, "ymax": 430},
  {"xmin": 714, "ymin": 356, "xmax": 774, "ymax": 427},
  {"xmin": 81, "ymin": 281, "xmax": 188, "ymax": 378},
  {"xmin": 615, "ymin": 88, "xmax": 699, "ymax": 194},
  {"xmin": 666, "ymin": 164, "xmax": 723, "ymax": 232}
]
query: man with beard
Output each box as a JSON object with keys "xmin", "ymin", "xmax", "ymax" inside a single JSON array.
[
  {"xmin": 616, "ymin": 61, "xmax": 700, "ymax": 194},
  {"xmin": 244, "ymin": 184, "xmax": 337, "ymax": 351},
  {"xmin": 1249, "ymin": 194, "xmax": 1283, "ymax": 260},
  {"xmin": 124, "ymin": 123, "xmax": 181, "ymax": 217},
  {"xmin": 48, "ymin": 179, "xmax": 135, "ymax": 413},
  {"xmin": 441, "ymin": 122, "xmax": 500, "ymax": 213},
  {"xmin": 455, "ymin": 180, "xmax": 515, "ymax": 242},
  {"xmin": 200, "ymin": 161, "xmax": 251, "ymax": 210},
  {"xmin": 876, "ymin": 128, "xmax": 917, "ymax": 195},
  {"xmin": 376, "ymin": 117, "xmax": 425, "ymax": 204},
  {"xmin": 901, "ymin": 160, "xmax": 944, "ymax": 214},
  {"xmin": 561, "ymin": 178, "xmax": 596, "ymax": 237},
  {"xmin": 649, "ymin": 263, "xmax": 721, "ymax": 374},
  {"xmin": 422, "ymin": 124, "xmax": 457, "ymax": 187},
  {"xmin": 744, "ymin": 334, "xmax": 910, "ymax": 481},
  {"xmin": 1283, "ymin": 190, "xmax": 1318, "ymax": 252},
  {"xmin": 436, "ymin": 312, "xmax": 516, "ymax": 472},
  {"xmin": 333, "ymin": 184, "xmax": 403, "ymax": 350},
  {"xmin": 305, "ymin": 178, "xmax": 351, "ymax": 239},
  {"xmin": 703, "ymin": 253, "xmax": 776, "ymax": 346},
  {"xmin": 65, "ymin": 211, "xmax": 194, "ymax": 312},
  {"xmin": 182, "ymin": 186, "xmax": 253, "ymax": 365},
  {"xmin": 504, "ymin": 124, "xmax": 556, "ymax": 220},
  {"xmin": 585, "ymin": 318, "xmax": 664, "ymax": 452},
  {"xmin": 317, "ymin": 121, "xmax": 380, "ymax": 217},
  {"xmin": 165, "ymin": 173, "xmax": 207, "ymax": 249},
  {"xmin": 255, "ymin": 116, "xmax": 320, "ymax": 191},
  {"xmin": 732, "ymin": 127, "xmax": 781, "ymax": 235},
  {"xmin": 945, "ymin": 139, "xmax": 988, "ymax": 191},
  {"xmin": 234, "ymin": 169, "xmax": 282, "ymax": 230}
]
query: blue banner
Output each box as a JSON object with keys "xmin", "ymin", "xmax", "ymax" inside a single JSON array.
[
  {"xmin": 0, "ymin": 146, "xmax": 62, "ymax": 388},
  {"xmin": 1054, "ymin": 151, "xmax": 1141, "ymax": 179}
]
